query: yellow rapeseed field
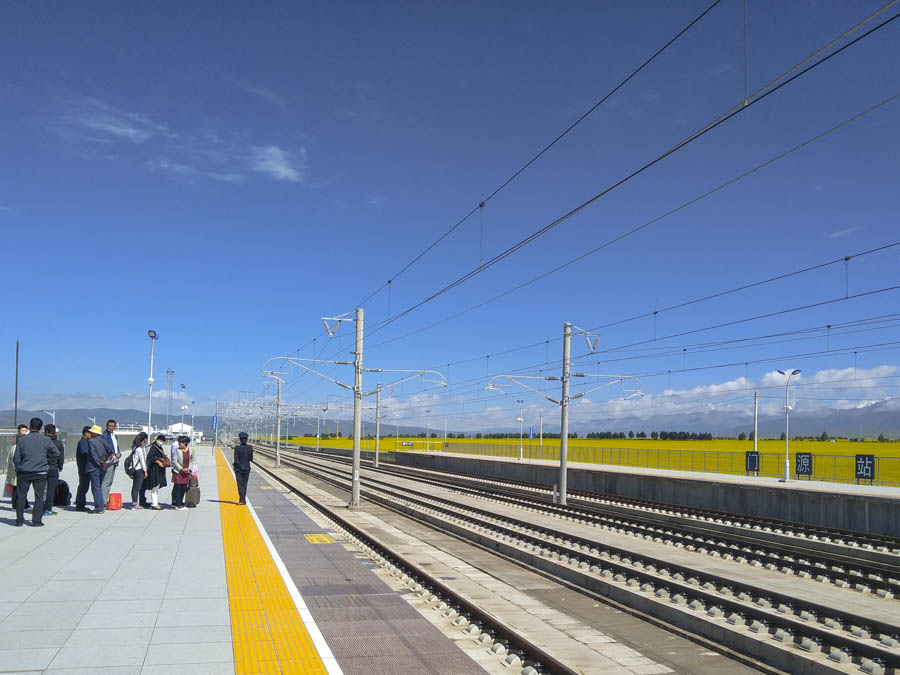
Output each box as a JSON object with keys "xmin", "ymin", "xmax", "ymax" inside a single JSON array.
[{"xmin": 274, "ymin": 435, "xmax": 900, "ymax": 485}]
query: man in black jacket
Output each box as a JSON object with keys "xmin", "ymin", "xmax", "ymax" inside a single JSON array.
[
  {"xmin": 43, "ymin": 424, "xmax": 65, "ymax": 517},
  {"xmin": 233, "ymin": 432, "xmax": 253, "ymax": 505},
  {"xmin": 13, "ymin": 417, "xmax": 60, "ymax": 526}
]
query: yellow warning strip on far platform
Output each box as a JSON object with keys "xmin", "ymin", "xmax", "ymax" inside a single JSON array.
[{"xmin": 216, "ymin": 448, "xmax": 327, "ymax": 674}]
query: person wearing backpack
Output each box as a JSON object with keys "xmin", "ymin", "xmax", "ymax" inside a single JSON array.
[
  {"xmin": 126, "ymin": 432, "xmax": 148, "ymax": 510},
  {"xmin": 42, "ymin": 424, "xmax": 65, "ymax": 517}
]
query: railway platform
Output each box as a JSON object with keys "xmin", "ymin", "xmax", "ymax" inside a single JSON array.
[
  {"xmin": 394, "ymin": 450, "xmax": 900, "ymax": 536},
  {"xmin": 0, "ymin": 444, "xmax": 486, "ymax": 674}
]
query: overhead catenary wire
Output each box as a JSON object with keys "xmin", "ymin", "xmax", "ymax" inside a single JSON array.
[
  {"xmin": 353, "ymin": 0, "xmax": 726, "ymax": 309},
  {"xmin": 364, "ymin": 5, "xmax": 900, "ymax": 338}
]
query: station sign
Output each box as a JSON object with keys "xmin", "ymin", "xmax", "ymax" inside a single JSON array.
[
  {"xmin": 855, "ymin": 454, "xmax": 875, "ymax": 482},
  {"xmin": 745, "ymin": 451, "xmax": 759, "ymax": 474},
  {"xmin": 211, "ymin": 415, "xmax": 218, "ymax": 431},
  {"xmin": 529, "ymin": 426, "xmax": 534, "ymax": 440},
  {"xmin": 795, "ymin": 452, "xmax": 812, "ymax": 477}
]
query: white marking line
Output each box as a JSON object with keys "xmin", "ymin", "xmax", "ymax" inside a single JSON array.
[{"xmin": 223, "ymin": 455, "xmax": 343, "ymax": 675}]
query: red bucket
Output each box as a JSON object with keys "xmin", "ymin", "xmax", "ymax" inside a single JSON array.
[{"xmin": 107, "ymin": 493, "xmax": 122, "ymax": 511}]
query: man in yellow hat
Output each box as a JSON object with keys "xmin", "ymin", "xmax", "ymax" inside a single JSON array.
[{"xmin": 74, "ymin": 425, "xmax": 107, "ymax": 513}]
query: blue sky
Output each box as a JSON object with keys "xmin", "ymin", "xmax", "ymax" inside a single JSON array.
[{"xmin": 2, "ymin": 1, "xmax": 899, "ymax": 432}]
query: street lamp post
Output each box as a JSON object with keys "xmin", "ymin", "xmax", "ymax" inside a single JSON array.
[
  {"xmin": 147, "ymin": 330, "xmax": 157, "ymax": 435},
  {"xmin": 180, "ymin": 384, "xmax": 186, "ymax": 431},
  {"xmin": 190, "ymin": 400, "xmax": 195, "ymax": 442},
  {"xmin": 777, "ymin": 368, "xmax": 801, "ymax": 482},
  {"xmin": 42, "ymin": 410, "xmax": 56, "ymax": 426},
  {"xmin": 425, "ymin": 409, "xmax": 431, "ymax": 451},
  {"xmin": 517, "ymin": 399, "xmax": 525, "ymax": 460}
]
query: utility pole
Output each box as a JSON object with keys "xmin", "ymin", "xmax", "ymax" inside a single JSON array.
[
  {"xmin": 14, "ymin": 340, "xmax": 19, "ymax": 427},
  {"xmin": 214, "ymin": 400, "xmax": 219, "ymax": 452},
  {"xmin": 351, "ymin": 307, "xmax": 363, "ymax": 507},
  {"xmin": 753, "ymin": 390, "xmax": 758, "ymax": 455},
  {"xmin": 539, "ymin": 410, "xmax": 543, "ymax": 460},
  {"xmin": 166, "ymin": 369, "xmax": 174, "ymax": 430},
  {"xmin": 559, "ymin": 322, "xmax": 572, "ymax": 505},
  {"xmin": 180, "ymin": 384, "xmax": 186, "ymax": 431},
  {"xmin": 443, "ymin": 417, "xmax": 447, "ymax": 451},
  {"xmin": 374, "ymin": 383, "xmax": 382, "ymax": 468},
  {"xmin": 147, "ymin": 330, "xmax": 157, "ymax": 435}
]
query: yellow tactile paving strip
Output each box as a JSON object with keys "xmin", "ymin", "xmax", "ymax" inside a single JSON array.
[{"xmin": 216, "ymin": 447, "xmax": 328, "ymax": 675}]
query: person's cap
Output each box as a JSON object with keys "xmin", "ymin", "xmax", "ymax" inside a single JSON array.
[
  {"xmin": 238, "ymin": 432, "xmax": 248, "ymax": 440},
  {"xmin": 155, "ymin": 434, "xmax": 167, "ymax": 442},
  {"xmin": 89, "ymin": 425, "xmax": 103, "ymax": 435}
]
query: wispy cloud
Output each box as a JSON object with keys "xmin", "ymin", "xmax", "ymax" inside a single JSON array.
[
  {"xmin": 146, "ymin": 158, "xmax": 244, "ymax": 184},
  {"xmin": 235, "ymin": 81, "xmax": 288, "ymax": 107},
  {"xmin": 828, "ymin": 226, "xmax": 859, "ymax": 239},
  {"xmin": 0, "ymin": 206, "xmax": 11, "ymax": 213},
  {"xmin": 367, "ymin": 194, "xmax": 386, "ymax": 210},
  {"xmin": 251, "ymin": 145, "xmax": 307, "ymax": 182},
  {"xmin": 69, "ymin": 98, "xmax": 172, "ymax": 144}
]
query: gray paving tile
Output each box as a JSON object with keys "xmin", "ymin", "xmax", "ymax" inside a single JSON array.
[
  {"xmin": 143, "ymin": 641, "xmax": 233, "ymax": 665},
  {"xmin": 46, "ymin": 667, "xmax": 142, "ymax": 675},
  {"xmin": 150, "ymin": 625, "xmax": 231, "ymax": 645},
  {"xmin": 0, "ymin": 647, "xmax": 59, "ymax": 672},
  {"xmin": 0, "ymin": 610, "xmax": 84, "ymax": 631},
  {"xmin": 153, "ymin": 608, "xmax": 230, "ymax": 627},
  {"xmin": 77, "ymin": 611, "xmax": 159, "ymax": 630},
  {"xmin": 64, "ymin": 627, "xmax": 153, "ymax": 647},
  {"xmin": 49, "ymin": 644, "xmax": 148, "ymax": 669},
  {"xmin": 140, "ymin": 664, "xmax": 234, "ymax": 675},
  {"xmin": 0, "ymin": 628, "xmax": 71, "ymax": 649}
]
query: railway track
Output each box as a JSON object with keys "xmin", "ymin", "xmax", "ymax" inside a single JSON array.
[{"xmin": 253, "ymin": 445, "xmax": 900, "ymax": 675}]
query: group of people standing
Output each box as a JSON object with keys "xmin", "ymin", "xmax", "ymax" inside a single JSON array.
[
  {"xmin": 75, "ymin": 421, "xmax": 197, "ymax": 512},
  {"xmin": 5, "ymin": 418, "xmax": 199, "ymax": 526}
]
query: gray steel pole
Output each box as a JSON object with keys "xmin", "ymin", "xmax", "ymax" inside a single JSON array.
[
  {"xmin": 148, "ymin": 334, "xmax": 156, "ymax": 435},
  {"xmin": 275, "ymin": 378, "xmax": 282, "ymax": 467},
  {"xmin": 784, "ymin": 381, "xmax": 790, "ymax": 482},
  {"xmin": 559, "ymin": 322, "xmax": 572, "ymax": 505},
  {"xmin": 374, "ymin": 382, "xmax": 381, "ymax": 468},
  {"xmin": 316, "ymin": 415, "xmax": 320, "ymax": 452},
  {"xmin": 539, "ymin": 411, "xmax": 543, "ymax": 459},
  {"xmin": 753, "ymin": 390, "xmax": 758, "ymax": 455},
  {"xmin": 214, "ymin": 400, "xmax": 219, "ymax": 455},
  {"xmin": 351, "ymin": 307, "xmax": 363, "ymax": 507}
]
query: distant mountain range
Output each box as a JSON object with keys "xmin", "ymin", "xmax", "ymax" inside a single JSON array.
[
  {"xmin": 573, "ymin": 398, "xmax": 900, "ymax": 438},
  {"xmin": 3, "ymin": 398, "xmax": 897, "ymax": 439}
]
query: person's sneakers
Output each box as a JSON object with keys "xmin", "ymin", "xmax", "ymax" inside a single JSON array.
[
  {"xmin": 151, "ymin": 505, "xmax": 162, "ymax": 511},
  {"xmin": 175, "ymin": 505, "xmax": 186, "ymax": 511},
  {"xmin": 43, "ymin": 509, "xmax": 55, "ymax": 516},
  {"xmin": 91, "ymin": 510, "xmax": 105, "ymax": 515},
  {"xmin": 31, "ymin": 522, "xmax": 45, "ymax": 527},
  {"xmin": 75, "ymin": 506, "xmax": 88, "ymax": 512},
  {"xmin": 238, "ymin": 501, "xmax": 246, "ymax": 505},
  {"xmin": 14, "ymin": 521, "xmax": 24, "ymax": 527},
  {"xmin": 132, "ymin": 504, "xmax": 144, "ymax": 510}
]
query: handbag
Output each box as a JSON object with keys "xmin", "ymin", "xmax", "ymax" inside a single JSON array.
[
  {"xmin": 156, "ymin": 456, "xmax": 172, "ymax": 468},
  {"xmin": 99, "ymin": 453, "xmax": 117, "ymax": 470}
]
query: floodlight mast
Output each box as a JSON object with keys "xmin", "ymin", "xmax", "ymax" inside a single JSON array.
[{"xmin": 486, "ymin": 321, "xmax": 645, "ymax": 505}]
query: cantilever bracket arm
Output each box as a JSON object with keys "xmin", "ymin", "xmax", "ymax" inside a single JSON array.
[
  {"xmin": 485, "ymin": 374, "xmax": 560, "ymax": 405},
  {"xmin": 363, "ymin": 368, "xmax": 448, "ymax": 397},
  {"xmin": 261, "ymin": 356, "xmax": 353, "ymax": 391}
]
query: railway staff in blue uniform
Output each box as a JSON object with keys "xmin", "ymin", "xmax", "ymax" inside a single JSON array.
[{"xmin": 233, "ymin": 432, "xmax": 253, "ymax": 505}]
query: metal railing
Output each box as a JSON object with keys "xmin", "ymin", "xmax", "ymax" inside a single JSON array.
[{"xmin": 434, "ymin": 442, "xmax": 900, "ymax": 487}]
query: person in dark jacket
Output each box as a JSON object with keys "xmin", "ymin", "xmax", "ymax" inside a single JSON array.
[
  {"xmin": 144, "ymin": 435, "xmax": 169, "ymax": 510},
  {"xmin": 74, "ymin": 425, "xmax": 106, "ymax": 513},
  {"xmin": 13, "ymin": 417, "xmax": 60, "ymax": 526},
  {"xmin": 6, "ymin": 424, "xmax": 29, "ymax": 508},
  {"xmin": 233, "ymin": 432, "xmax": 253, "ymax": 505},
  {"xmin": 43, "ymin": 424, "xmax": 65, "ymax": 517}
]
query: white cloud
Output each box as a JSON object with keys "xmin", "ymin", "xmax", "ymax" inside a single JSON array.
[
  {"xmin": 367, "ymin": 194, "xmax": 386, "ymax": 210},
  {"xmin": 235, "ymin": 81, "xmax": 287, "ymax": 107},
  {"xmin": 0, "ymin": 206, "xmax": 11, "ymax": 213},
  {"xmin": 70, "ymin": 98, "xmax": 172, "ymax": 144},
  {"xmin": 147, "ymin": 158, "xmax": 244, "ymax": 184},
  {"xmin": 828, "ymin": 226, "xmax": 859, "ymax": 239},
  {"xmin": 251, "ymin": 145, "xmax": 307, "ymax": 182}
]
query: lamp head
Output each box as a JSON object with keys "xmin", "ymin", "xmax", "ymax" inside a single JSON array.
[
  {"xmin": 777, "ymin": 369, "xmax": 785, "ymax": 375},
  {"xmin": 792, "ymin": 369, "xmax": 801, "ymax": 376},
  {"xmin": 148, "ymin": 329, "xmax": 158, "ymax": 339}
]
